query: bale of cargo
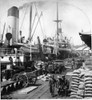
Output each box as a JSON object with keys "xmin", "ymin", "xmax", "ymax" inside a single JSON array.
[
  {"xmin": 70, "ymin": 70, "xmax": 80, "ymax": 98},
  {"xmin": 84, "ymin": 69, "xmax": 92, "ymax": 98}
]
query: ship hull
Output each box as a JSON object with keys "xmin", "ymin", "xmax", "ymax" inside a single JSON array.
[{"xmin": 79, "ymin": 33, "xmax": 91, "ymax": 48}]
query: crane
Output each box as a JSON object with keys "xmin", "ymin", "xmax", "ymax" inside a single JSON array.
[{"xmin": 37, "ymin": 36, "xmax": 44, "ymax": 60}]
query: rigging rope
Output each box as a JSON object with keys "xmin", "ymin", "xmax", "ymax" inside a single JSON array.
[
  {"xmin": 30, "ymin": 6, "xmax": 37, "ymax": 38},
  {"xmin": 34, "ymin": 3, "xmax": 46, "ymax": 39},
  {"xmin": 20, "ymin": 6, "xmax": 28, "ymax": 30},
  {"xmin": 30, "ymin": 12, "xmax": 42, "ymax": 42},
  {"xmin": 1, "ymin": 23, "xmax": 6, "ymax": 43},
  {"xmin": 0, "ymin": 20, "xmax": 4, "ymax": 27}
]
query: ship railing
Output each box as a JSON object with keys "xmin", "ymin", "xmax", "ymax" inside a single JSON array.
[{"xmin": 0, "ymin": 48, "xmax": 24, "ymax": 56}]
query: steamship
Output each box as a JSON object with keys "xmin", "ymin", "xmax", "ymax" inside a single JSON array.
[
  {"xmin": 1, "ymin": 6, "xmax": 44, "ymax": 97},
  {"xmin": 43, "ymin": 3, "xmax": 78, "ymax": 60},
  {"xmin": 0, "ymin": 6, "xmax": 43, "ymax": 64},
  {"xmin": 0, "ymin": 3, "xmax": 78, "ymax": 64}
]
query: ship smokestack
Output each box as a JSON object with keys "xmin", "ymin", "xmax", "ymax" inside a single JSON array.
[{"xmin": 7, "ymin": 6, "xmax": 19, "ymax": 44}]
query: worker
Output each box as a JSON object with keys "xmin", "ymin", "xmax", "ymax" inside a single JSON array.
[
  {"xmin": 5, "ymin": 64, "xmax": 12, "ymax": 80},
  {"xmin": 71, "ymin": 58, "xmax": 75, "ymax": 70},
  {"xmin": 56, "ymin": 76, "xmax": 63, "ymax": 96},
  {"xmin": 9, "ymin": 56, "xmax": 13, "ymax": 68},
  {"xmin": 9, "ymin": 56, "xmax": 14, "ymax": 77},
  {"xmin": 15, "ymin": 56, "xmax": 22, "ymax": 67},
  {"xmin": 5, "ymin": 56, "xmax": 14, "ymax": 80},
  {"xmin": 44, "ymin": 63, "xmax": 48, "ymax": 75},
  {"xmin": 40, "ymin": 64, "xmax": 43, "ymax": 75},
  {"xmin": 49, "ymin": 75, "xmax": 56, "ymax": 97},
  {"xmin": 42, "ymin": 63, "xmax": 45, "ymax": 74},
  {"xmin": 61, "ymin": 75, "xmax": 70, "ymax": 97}
]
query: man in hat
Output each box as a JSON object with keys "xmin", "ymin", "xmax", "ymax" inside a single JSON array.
[
  {"xmin": 56, "ymin": 76, "xmax": 63, "ymax": 96},
  {"xmin": 61, "ymin": 75, "xmax": 70, "ymax": 97},
  {"xmin": 85, "ymin": 56, "xmax": 92, "ymax": 70},
  {"xmin": 71, "ymin": 58, "xmax": 75, "ymax": 70},
  {"xmin": 49, "ymin": 75, "xmax": 56, "ymax": 97}
]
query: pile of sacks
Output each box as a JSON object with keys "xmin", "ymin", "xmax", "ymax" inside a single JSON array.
[
  {"xmin": 70, "ymin": 68, "xmax": 85, "ymax": 99},
  {"xmin": 70, "ymin": 56, "xmax": 92, "ymax": 99},
  {"xmin": 84, "ymin": 70, "xmax": 92, "ymax": 98}
]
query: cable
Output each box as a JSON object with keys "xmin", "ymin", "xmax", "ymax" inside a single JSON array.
[
  {"xmin": 65, "ymin": 2, "xmax": 92, "ymax": 50},
  {"xmin": 72, "ymin": 4, "xmax": 91, "ymax": 34},
  {"xmin": 62, "ymin": 2, "xmax": 91, "ymax": 34}
]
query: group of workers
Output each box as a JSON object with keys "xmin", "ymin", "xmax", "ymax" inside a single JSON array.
[
  {"xmin": 41, "ymin": 57, "xmax": 84, "ymax": 75},
  {"xmin": 38, "ymin": 61, "xmax": 66, "ymax": 75},
  {"xmin": 48, "ymin": 58, "xmax": 85, "ymax": 98},
  {"xmin": 49, "ymin": 75, "xmax": 70, "ymax": 97},
  {"xmin": 47, "ymin": 63, "xmax": 66, "ymax": 74}
]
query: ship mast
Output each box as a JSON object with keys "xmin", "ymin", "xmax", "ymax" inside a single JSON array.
[
  {"xmin": 29, "ymin": 4, "xmax": 32, "ymax": 40},
  {"xmin": 29, "ymin": 4, "xmax": 32, "ymax": 60},
  {"xmin": 54, "ymin": 2, "xmax": 62, "ymax": 56},
  {"xmin": 91, "ymin": 33, "xmax": 92, "ymax": 52}
]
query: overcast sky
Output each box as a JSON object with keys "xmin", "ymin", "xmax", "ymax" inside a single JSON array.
[{"xmin": 0, "ymin": 0, "xmax": 92, "ymax": 45}]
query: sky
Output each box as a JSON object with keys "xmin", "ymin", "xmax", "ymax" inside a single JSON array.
[{"xmin": 0, "ymin": 0, "xmax": 92, "ymax": 45}]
